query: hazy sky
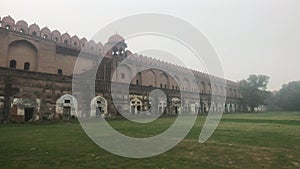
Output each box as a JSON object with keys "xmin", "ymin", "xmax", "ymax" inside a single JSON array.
[{"xmin": 1, "ymin": 0, "xmax": 300, "ymax": 90}]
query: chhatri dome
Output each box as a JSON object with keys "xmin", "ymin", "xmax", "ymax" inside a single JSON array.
[{"xmin": 107, "ymin": 33, "xmax": 125, "ymax": 43}]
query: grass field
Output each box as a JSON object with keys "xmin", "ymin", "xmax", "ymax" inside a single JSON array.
[{"xmin": 0, "ymin": 112, "xmax": 300, "ymax": 169}]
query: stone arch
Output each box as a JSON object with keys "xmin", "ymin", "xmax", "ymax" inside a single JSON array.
[
  {"xmin": 90, "ymin": 96, "xmax": 108, "ymax": 118},
  {"xmin": 226, "ymin": 103, "xmax": 231, "ymax": 112},
  {"xmin": 29, "ymin": 23, "xmax": 40, "ymax": 36},
  {"xmin": 211, "ymin": 102, "xmax": 217, "ymax": 112},
  {"xmin": 217, "ymin": 103, "xmax": 223, "ymax": 112},
  {"xmin": 159, "ymin": 72, "xmax": 169, "ymax": 89},
  {"xmin": 41, "ymin": 27, "xmax": 51, "ymax": 39},
  {"xmin": 1, "ymin": 16, "xmax": 15, "ymax": 30},
  {"xmin": 111, "ymin": 47, "xmax": 118, "ymax": 56},
  {"xmin": 15, "ymin": 20, "xmax": 28, "ymax": 33},
  {"xmin": 214, "ymin": 84, "xmax": 219, "ymax": 95},
  {"xmin": 61, "ymin": 33, "xmax": 70, "ymax": 46},
  {"xmin": 173, "ymin": 75, "xmax": 180, "ymax": 90},
  {"xmin": 9, "ymin": 59, "xmax": 16, "ymax": 68},
  {"xmin": 207, "ymin": 83, "xmax": 212, "ymax": 94},
  {"xmin": 172, "ymin": 80, "xmax": 178, "ymax": 89},
  {"xmin": 142, "ymin": 69, "xmax": 156, "ymax": 87},
  {"xmin": 11, "ymin": 92, "xmax": 40, "ymax": 122},
  {"xmin": 57, "ymin": 69, "xmax": 63, "ymax": 75},
  {"xmin": 117, "ymin": 47, "xmax": 126, "ymax": 57},
  {"xmin": 231, "ymin": 103, "xmax": 236, "ymax": 112},
  {"xmin": 202, "ymin": 101, "xmax": 208, "ymax": 113},
  {"xmin": 158, "ymin": 99, "xmax": 167, "ymax": 114},
  {"xmin": 233, "ymin": 89, "xmax": 237, "ymax": 97},
  {"xmin": 219, "ymin": 86, "xmax": 225, "ymax": 96},
  {"xmin": 24, "ymin": 62, "xmax": 30, "ymax": 70},
  {"xmin": 236, "ymin": 90, "xmax": 240, "ymax": 97},
  {"xmin": 130, "ymin": 97, "xmax": 142, "ymax": 115},
  {"xmin": 56, "ymin": 94, "xmax": 78, "ymax": 119},
  {"xmin": 191, "ymin": 79, "xmax": 198, "ymax": 92},
  {"xmin": 201, "ymin": 82, "xmax": 206, "ymax": 93},
  {"xmin": 195, "ymin": 102, "xmax": 201, "ymax": 114},
  {"xmin": 171, "ymin": 98, "xmax": 180, "ymax": 114},
  {"xmin": 8, "ymin": 40, "xmax": 38, "ymax": 70},
  {"xmin": 182, "ymin": 77, "xmax": 190, "ymax": 91},
  {"xmin": 183, "ymin": 100, "xmax": 191, "ymax": 113},
  {"xmin": 235, "ymin": 103, "xmax": 239, "ymax": 112},
  {"xmin": 51, "ymin": 30, "xmax": 61, "ymax": 42},
  {"xmin": 229, "ymin": 88, "xmax": 233, "ymax": 96}
]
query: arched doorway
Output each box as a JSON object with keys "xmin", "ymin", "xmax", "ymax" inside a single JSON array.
[
  {"xmin": 171, "ymin": 98, "xmax": 180, "ymax": 114},
  {"xmin": 202, "ymin": 102, "xmax": 208, "ymax": 113},
  {"xmin": 9, "ymin": 60, "xmax": 16, "ymax": 68},
  {"xmin": 11, "ymin": 97, "xmax": 40, "ymax": 122},
  {"xmin": 211, "ymin": 102, "xmax": 217, "ymax": 112},
  {"xmin": 130, "ymin": 97, "xmax": 142, "ymax": 115},
  {"xmin": 158, "ymin": 100, "xmax": 167, "ymax": 114},
  {"xmin": 56, "ymin": 94, "xmax": 78, "ymax": 119},
  {"xmin": 90, "ymin": 96, "xmax": 108, "ymax": 118},
  {"xmin": 195, "ymin": 102, "xmax": 201, "ymax": 114}
]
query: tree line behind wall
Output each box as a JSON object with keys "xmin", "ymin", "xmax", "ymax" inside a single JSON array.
[
  {"xmin": 238, "ymin": 74, "xmax": 300, "ymax": 112},
  {"xmin": 266, "ymin": 81, "xmax": 300, "ymax": 111}
]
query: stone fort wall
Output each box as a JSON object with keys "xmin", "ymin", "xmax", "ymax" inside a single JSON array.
[{"xmin": 0, "ymin": 15, "xmax": 242, "ymax": 122}]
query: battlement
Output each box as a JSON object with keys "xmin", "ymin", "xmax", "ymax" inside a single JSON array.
[{"xmin": 0, "ymin": 15, "xmax": 103, "ymax": 54}]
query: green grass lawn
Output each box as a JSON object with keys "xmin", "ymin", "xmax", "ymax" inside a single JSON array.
[{"xmin": 0, "ymin": 112, "xmax": 300, "ymax": 169}]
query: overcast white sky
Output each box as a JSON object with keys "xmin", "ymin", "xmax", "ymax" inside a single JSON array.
[{"xmin": 1, "ymin": 0, "xmax": 300, "ymax": 90}]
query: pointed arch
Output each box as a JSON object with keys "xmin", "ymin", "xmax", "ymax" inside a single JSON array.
[
  {"xmin": 90, "ymin": 96, "xmax": 108, "ymax": 118},
  {"xmin": 56, "ymin": 94, "xmax": 78, "ymax": 119},
  {"xmin": 8, "ymin": 40, "xmax": 37, "ymax": 70},
  {"xmin": 142, "ymin": 69, "xmax": 156, "ymax": 87},
  {"xmin": 159, "ymin": 72, "xmax": 169, "ymax": 89},
  {"xmin": 130, "ymin": 97, "xmax": 142, "ymax": 115}
]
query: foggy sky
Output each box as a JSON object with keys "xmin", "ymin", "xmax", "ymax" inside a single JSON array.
[{"xmin": 1, "ymin": 0, "xmax": 300, "ymax": 90}]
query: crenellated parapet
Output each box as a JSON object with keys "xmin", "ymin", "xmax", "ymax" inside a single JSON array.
[{"xmin": 0, "ymin": 15, "xmax": 103, "ymax": 54}]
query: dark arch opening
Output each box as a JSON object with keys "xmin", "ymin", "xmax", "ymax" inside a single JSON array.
[
  {"xmin": 24, "ymin": 62, "xmax": 30, "ymax": 70},
  {"xmin": 32, "ymin": 31, "xmax": 37, "ymax": 36},
  {"xmin": 112, "ymin": 47, "xmax": 118, "ymax": 56},
  {"xmin": 58, "ymin": 69, "xmax": 63, "ymax": 75},
  {"xmin": 5, "ymin": 25, "xmax": 10, "ymax": 30},
  {"xmin": 64, "ymin": 40, "xmax": 68, "ymax": 45},
  {"xmin": 9, "ymin": 60, "xmax": 16, "ymax": 69}
]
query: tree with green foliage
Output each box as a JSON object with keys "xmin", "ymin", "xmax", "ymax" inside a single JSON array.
[
  {"xmin": 275, "ymin": 81, "xmax": 300, "ymax": 111},
  {"xmin": 238, "ymin": 74, "xmax": 271, "ymax": 112}
]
